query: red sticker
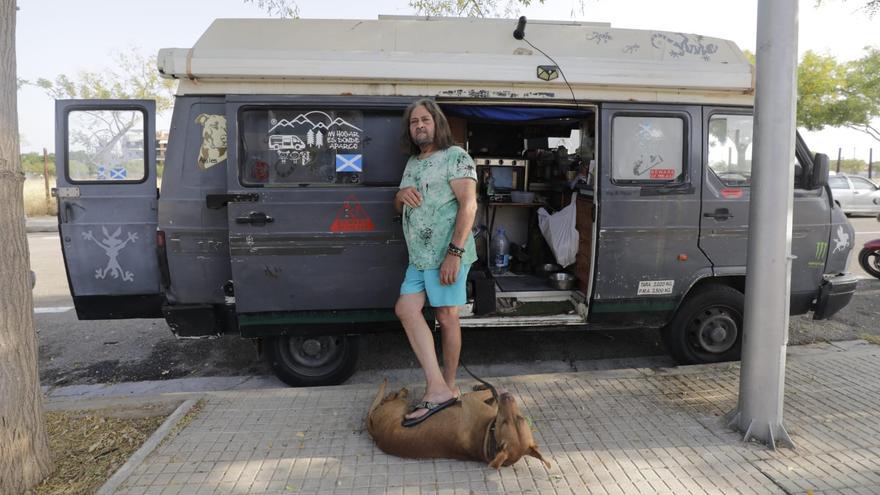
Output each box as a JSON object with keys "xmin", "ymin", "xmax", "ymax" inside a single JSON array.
[
  {"xmin": 650, "ymin": 168, "xmax": 675, "ymax": 179},
  {"xmin": 330, "ymin": 195, "xmax": 376, "ymax": 232},
  {"xmin": 252, "ymin": 160, "xmax": 269, "ymax": 182},
  {"xmin": 721, "ymin": 188, "xmax": 743, "ymax": 199}
]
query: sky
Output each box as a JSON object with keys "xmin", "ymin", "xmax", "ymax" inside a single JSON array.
[{"xmin": 13, "ymin": 0, "xmax": 880, "ymax": 158}]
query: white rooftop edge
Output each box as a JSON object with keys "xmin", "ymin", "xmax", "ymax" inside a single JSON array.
[{"xmin": 157, "ymin": 16, "xmax": 754, "ymax": 105}]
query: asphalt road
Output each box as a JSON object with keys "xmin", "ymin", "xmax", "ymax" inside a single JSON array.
[{"xmin": 29, "ymin": 216, "xmax": 880, "ymax": 389}]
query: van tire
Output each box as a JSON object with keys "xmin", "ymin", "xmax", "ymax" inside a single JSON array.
[
  {"xmin": 265, "ymin": 334, "xmax": 359, "ymax": 387},
  {"xmin": 662, "ymin": 285, "xmax": 743, "ymax": 365}
]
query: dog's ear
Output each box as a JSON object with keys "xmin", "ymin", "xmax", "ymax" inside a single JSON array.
[
  {"xmin": 528, "ymin": 446, "xmax": 551, "ymax": 469},
  {"xmin": 195, "ymin": 113, "xmax": 209, "ymax": 125},
  {"xmin": 488, "ymin": 450, "xmax": 509, "ymax": 469}
]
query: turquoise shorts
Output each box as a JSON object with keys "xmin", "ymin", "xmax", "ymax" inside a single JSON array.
[{"xmin": 400, "ymin": 263, "xmax": 472, "ymax": 307}]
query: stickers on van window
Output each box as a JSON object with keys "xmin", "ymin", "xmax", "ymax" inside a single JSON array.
[
  {"xmin": 649, "ymin": 168, "xmax": 675, "ymax": 180},
  {"xmin": 195, "ymin": 114, "xmax": 228, "ymax": 170},
  {"xmin": 330, "ymin": 195, "xmax": 375, "ymax": 233},
  {"xmin": 241, "ymin": 109, "xmax": 364, "ymax": 185},
  {"xmin": 637, "ymin": 280, "xmax": 674, "ymax": 295}
]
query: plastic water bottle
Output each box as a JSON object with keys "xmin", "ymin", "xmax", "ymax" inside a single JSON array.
[{"xmin": 491, "ymin": 227, "xmax": 511, "ymax": 274}]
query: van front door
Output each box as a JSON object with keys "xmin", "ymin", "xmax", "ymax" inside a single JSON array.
[
  {"xmin": 700, "ymin": 109, "xmax": 752, "ymax": 268},
  {"xmin": 224, "ymin": 98, "xmax": 411, "ymax": 317},
  {"xmin": 54, "ymin": 100, "xmax": 162, "ymax": 319}
]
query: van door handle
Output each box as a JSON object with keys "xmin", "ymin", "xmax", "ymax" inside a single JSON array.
[
  {"xmin": 235, "ymin": 211, "xmax": 274, "ymax": 226},
  {"xmin": 704, "ymin": 208, "xmax": 733, "ymax": 221}
]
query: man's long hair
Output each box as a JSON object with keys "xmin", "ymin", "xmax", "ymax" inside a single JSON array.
[{"xmin": 401, "ymin": 99, "xmax": 454, "ymax": 156}]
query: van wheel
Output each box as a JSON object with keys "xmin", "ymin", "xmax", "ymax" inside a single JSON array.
[
  {"xmin": 265, "ymin": 334, "xmax": 358, "ymax": 387},
  {"xmin": 662, "ymin": 285, "xmax": 743, "ymax": 365}
]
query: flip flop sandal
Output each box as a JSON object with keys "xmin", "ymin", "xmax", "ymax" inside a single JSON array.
[{"xmin": 401, "ymin": 397, "xmax": 458, "ymax": 427}]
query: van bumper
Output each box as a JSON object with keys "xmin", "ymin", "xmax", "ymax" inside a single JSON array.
[{"xmin": 812, "ymin": 273, "xmax": 859, "ymax": 320}]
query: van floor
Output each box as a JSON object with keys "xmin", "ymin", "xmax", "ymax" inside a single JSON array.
[{"xmin": 493, "ymin": 273, "xmax": 559, "ymax": 292}]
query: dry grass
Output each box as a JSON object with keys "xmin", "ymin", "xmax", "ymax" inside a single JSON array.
[
  {"xmin": 24, "ymin": 178, "xmax": 57, "ymax": 217},
  {"xmin": 860, "ymin": 334, "xmax": 880, "ymax": 346},
  {"xmin": 24, "ymin": 410, "xmax": 167, "ymax": 495}
]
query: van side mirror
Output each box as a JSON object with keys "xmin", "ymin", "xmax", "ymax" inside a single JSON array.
[{"xmin": 810, "ymin": 153, "xmax": 829, "ymax": 190}]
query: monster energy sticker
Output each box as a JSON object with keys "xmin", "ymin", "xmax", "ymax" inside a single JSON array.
[{"xmin": 809, "ymin": 241, "xmax": 828, "ymax": 268}]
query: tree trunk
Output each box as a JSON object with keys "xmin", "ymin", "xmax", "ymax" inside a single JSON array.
[{"xmin": 0, "ymin": 1, "xmax": 54, "ymax": 493}]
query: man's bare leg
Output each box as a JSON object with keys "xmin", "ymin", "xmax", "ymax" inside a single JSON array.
[
  {"xmin": 435, "ymin": 305, "xmax": 461, "ymax": 396},
  {"xmin": 395, "ymin": 293, "xmax": 456, "ymax": 420}
]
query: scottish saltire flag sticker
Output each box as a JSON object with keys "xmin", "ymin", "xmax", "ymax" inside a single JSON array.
[
  {"xmin": 96, "ymin": 166, "xmax": 107, "ymax": 180},
  {"xmin": 110, "ymin": 167, "xmax": 128, "ymax": 180},
  {"xmin": 335, "ymin": 154, "xmax": 363, "ymax": 172}
]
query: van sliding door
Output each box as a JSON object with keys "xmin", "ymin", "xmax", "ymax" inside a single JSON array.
[{"xmin": 224, "ymin": 97, "xmax": 413, "ymax": 315}]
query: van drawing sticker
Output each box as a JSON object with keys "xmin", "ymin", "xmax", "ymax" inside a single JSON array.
[
  {"xmin": 195, "ymin": 114, "xmax": 228, "ymax": 170},
  {"xmin": 832, "ymin": 225, "xmax": 851, "ymax": 254},
  {"xmin": 650, "ymin": 33, "xmax": 718, "ymax": 61},
  {"xmin": 637, "ymin": 280, "xmax": 674, "ymax": 295},
  {"xmin": 268, "ymin": 111, "xmax": 363, "ymax": 152},
  {"xmin": 82, "ymin": 227, "xmax": 138, "ymax": 282},
  {"xmin": 330, "ymin": 195, "xmax": 375, "ymax": 233}
]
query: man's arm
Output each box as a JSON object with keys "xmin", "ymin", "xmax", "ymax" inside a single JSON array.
[{"xmin": 449, "ymin": 178, "xmax": 477, "ymax": 249}]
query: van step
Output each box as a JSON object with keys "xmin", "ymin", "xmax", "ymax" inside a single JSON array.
[{"xmin": 460, "ymin": 313, "xmax": 584, "ymax": 328}]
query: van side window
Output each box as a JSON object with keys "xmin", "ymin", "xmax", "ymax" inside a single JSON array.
[
  {"xmin": 65, "ymin": 109, "xmax": 147, "ymax": 183},
  {"xmin": 611, "ymin": 115, "xmax": 685, "ymax": 184},
  {"xmin": 707, "ymin": 114, "xmax": 753, "ymax": 187},
  {"xmin": 239, "ymin": 108, "xmax": 367, "ymax": 186}
]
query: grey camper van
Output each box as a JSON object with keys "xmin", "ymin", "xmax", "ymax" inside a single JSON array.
[{"xmin": 53, "ymin": 17, "xmax": 858, "ymax": 386}]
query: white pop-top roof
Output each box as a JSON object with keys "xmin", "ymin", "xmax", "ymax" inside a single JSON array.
[{"xmin": 158, "ymin": 16, "xmax": 754, "ymax": 105}]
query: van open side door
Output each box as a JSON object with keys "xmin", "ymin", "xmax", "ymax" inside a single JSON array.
[{"xmin": 54, "ymin": 100, "xmax": 163, "ymax": 319}]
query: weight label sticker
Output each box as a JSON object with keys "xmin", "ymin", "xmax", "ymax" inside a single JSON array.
[{"xmin": 637, "ymin": 280, "xmax": 674, "ymax": 295}]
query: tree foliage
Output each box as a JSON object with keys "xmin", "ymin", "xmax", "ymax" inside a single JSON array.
[
  {"xmin": 409, "ymin": 0, "xmax": 548, "ymax": 17},
  {"xmin": 797, "ymin": 48, "xmax": 880, "ymax": 142},
  {"xmin": 25, "ymin": 49, "xmax": 175, "ymax": 113},
  {"xmin": 243, "ymin": 0, "xmax": 299, "ymax": 18}
]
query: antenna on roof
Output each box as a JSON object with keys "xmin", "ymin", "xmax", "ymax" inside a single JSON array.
[{"xmin": 511, "ymin": 16, "xmax": 581, "ymax": 110}]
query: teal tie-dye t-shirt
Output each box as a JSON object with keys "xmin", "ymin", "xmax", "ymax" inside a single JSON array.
[{"xmin": 399, "ymin": 146, "xmax": 478, "ymax": 270}]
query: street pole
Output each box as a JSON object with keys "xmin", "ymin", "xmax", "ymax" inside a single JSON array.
[
  {"xmin": 724, "ymin": 0, "xmax": 797, "ymax": 450},
  {"xmin": 42, "ymin": 147, "xmax": 50, "ymax": 214},
  {"xmin": 836, "ymin": 148, "xmax": 841, "ymax": 173},
  {"xmin": 869, "ymin": 148, "xmax": 873, "ymax": 179}
]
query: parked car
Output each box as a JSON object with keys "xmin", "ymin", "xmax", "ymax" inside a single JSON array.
[{"xmin": 828, "ymin": 174, "xmax": 880, "ymax": 215}]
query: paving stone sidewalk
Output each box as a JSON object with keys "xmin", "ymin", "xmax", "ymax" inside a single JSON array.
[{"xmin": 112, "ymin": 341, "xmax": 880, "ymax": 494}]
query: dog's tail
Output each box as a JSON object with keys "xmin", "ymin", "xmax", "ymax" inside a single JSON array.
[{"xmin": 368, "ymin": 378, "xmax": 388, "ymax": 419}]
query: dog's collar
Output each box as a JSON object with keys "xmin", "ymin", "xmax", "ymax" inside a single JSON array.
[{"xmin": 483, "ymin": 418, "xmax": 498, "ymax": 463}]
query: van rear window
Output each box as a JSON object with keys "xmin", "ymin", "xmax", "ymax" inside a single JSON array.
[
  {"xmin": 65, "ymin": 109, "xmax": 147, "ymax": 183},
  {"xmin": 239, "ymin": 109, "xmax": 366, "ymax": 186}
]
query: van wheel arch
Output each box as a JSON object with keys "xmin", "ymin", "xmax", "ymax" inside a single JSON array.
[
  {"xmin": 264, "ymin": 333, "xmax": 359, "ymax": 387},
  {"xmin": 662, "ymin": 283, "xmax": 744, "ymax": 365}
]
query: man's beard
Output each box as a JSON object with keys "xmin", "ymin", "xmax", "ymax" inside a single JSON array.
[{"xmin": 413, "ymin": 131, "xmax": 434, "ymax": 147}]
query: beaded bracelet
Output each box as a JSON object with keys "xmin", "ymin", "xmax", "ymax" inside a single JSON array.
[
  {"xmin": 446, "ymin": 249, "xmax": 462, "ymax": 258},
  {"xmin": 447, "ymin": 243, "xmax": 465, "ymax": 256}
]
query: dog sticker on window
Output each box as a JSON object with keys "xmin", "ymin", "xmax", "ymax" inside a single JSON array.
[{"xmin": 195, "ymin": 114, "xmax": 228, "ymax": 170}]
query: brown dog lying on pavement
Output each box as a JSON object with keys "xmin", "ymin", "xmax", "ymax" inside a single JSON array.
[{"xmin": 366, "ymin": 379, "xmax": 551, "ymax": 469}]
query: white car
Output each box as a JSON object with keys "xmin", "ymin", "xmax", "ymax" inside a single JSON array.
[{"xmin": 828, "ymin": 174, "xmax": 880, "ymax": 215}]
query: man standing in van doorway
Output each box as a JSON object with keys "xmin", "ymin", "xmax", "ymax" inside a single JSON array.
[{"xmin": 394, "ymin": 99, "xmax": 478, "ymax": 427}]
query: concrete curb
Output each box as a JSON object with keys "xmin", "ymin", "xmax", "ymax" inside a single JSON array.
[
  {"xmin": 25, "ymin": 217, "xmax": 58, "ymax": 233},
  {"xmin": 96, "ymin": 398, "xmax": 199, "ymax": 495}
]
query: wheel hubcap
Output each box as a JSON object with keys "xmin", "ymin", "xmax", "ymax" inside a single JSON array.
[
  {"xmin": 302, "ymin": 339, "xmax": 323, "ymax": 357},
  {"xmin": 692, "ymin": 308, "xmax": 738, "ymax": 354}
]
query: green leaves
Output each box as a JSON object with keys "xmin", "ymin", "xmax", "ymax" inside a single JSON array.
[
  {"xmin": 797, "ymin": 48, "xmax": 880, "ymax": 142},
  {"xmin": 27, "ymin": 49, "xmax": 176, "ymax": 113}
]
